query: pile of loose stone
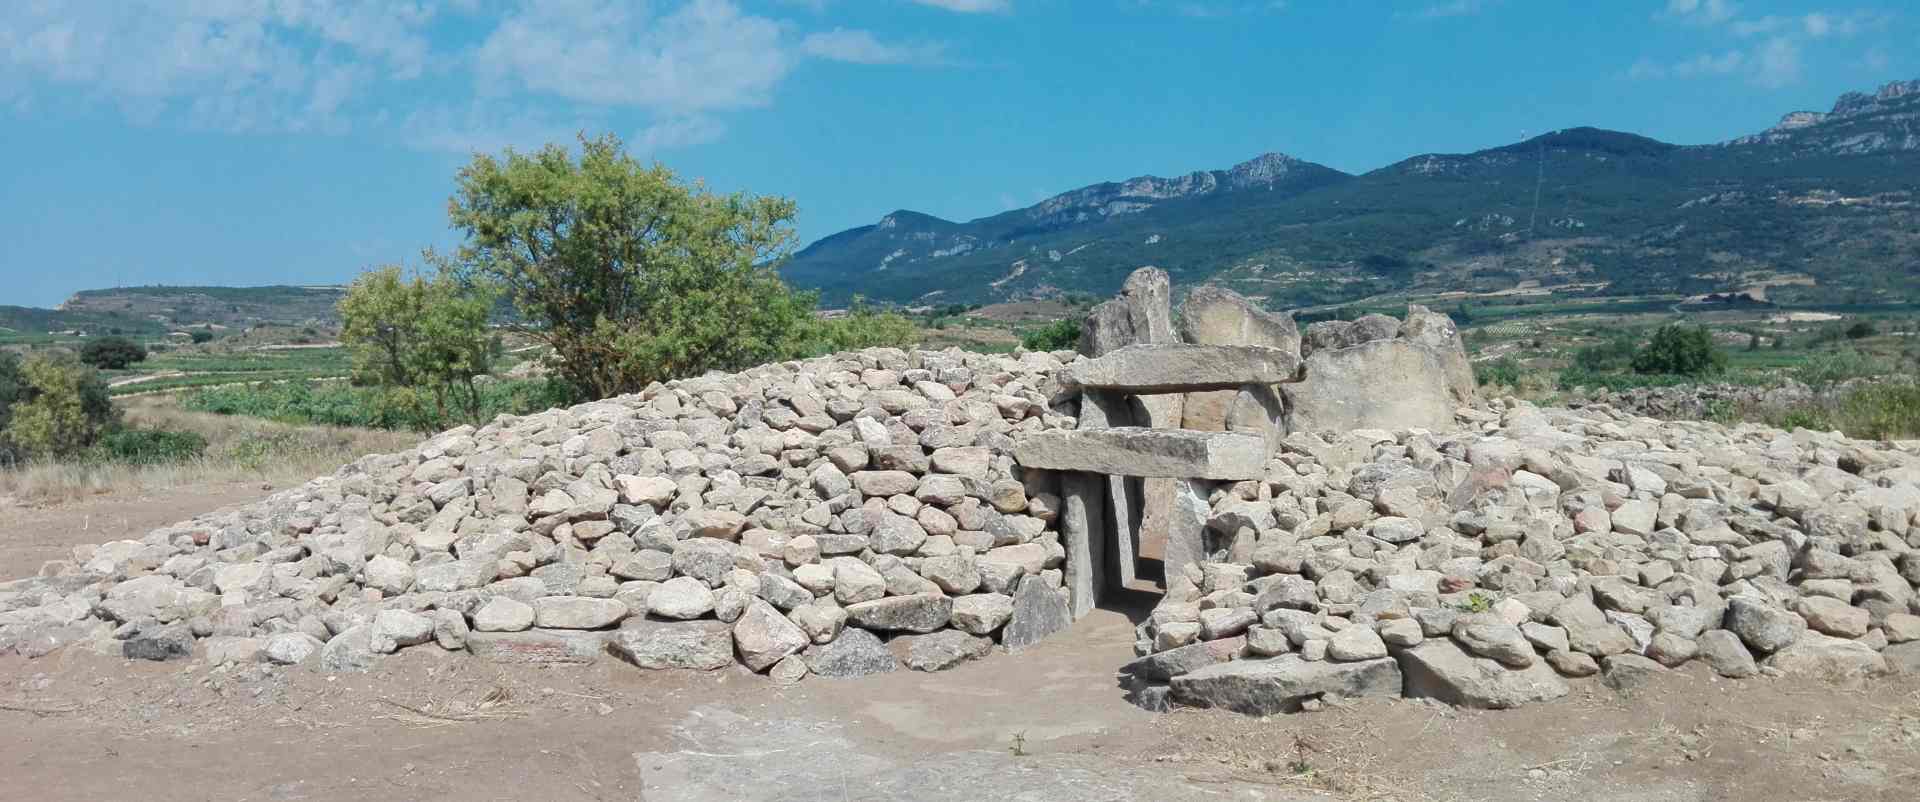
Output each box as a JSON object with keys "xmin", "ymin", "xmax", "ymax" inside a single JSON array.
[
  {"xmin": 0, "ymin": 347, "xmax": 1086, "ymax": 682},
  {"xmin": 1128, "ymin": 398, "xmax": 1920, "ymax": 714}
]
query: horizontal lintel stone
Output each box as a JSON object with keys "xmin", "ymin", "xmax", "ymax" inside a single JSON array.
[
  {"xmin": 1065, "ymin": 344, "xmax": 1300, "ymax": 394},
  {"xmin": 1011, "ymin": 427, "xmax": 1266, "ymax": 480}
]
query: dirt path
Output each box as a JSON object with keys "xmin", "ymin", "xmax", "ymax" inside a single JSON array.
[
  {"xmin": 4, "ymin": 493, "xmax": 1919, "ymax": 801},
  {"xmin": 0, "ymin": 483, "xmax": 284, "ymax": 577}
]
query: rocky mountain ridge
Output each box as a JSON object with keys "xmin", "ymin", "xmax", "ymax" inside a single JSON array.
[{"xmin": 782, "ymin": 77, "xmax": 1920, "ymax": 310}]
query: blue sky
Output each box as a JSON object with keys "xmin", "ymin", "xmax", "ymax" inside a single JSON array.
[{"xmin": 2, "ymin": 0, "xmax": 1915, "ymax": 307}]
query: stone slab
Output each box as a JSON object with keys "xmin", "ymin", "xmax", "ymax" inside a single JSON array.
[
  {"xmin": 1169, "ymin": 655, "xmax": 1402, "ymax": 715},
  {"xmin": 1012, "ymin": 428, "xmax": 1266, "ymax": 480},
  {"xmin": 1065, "ymin": 344, "xmax": 1300, "ymax": 394}
]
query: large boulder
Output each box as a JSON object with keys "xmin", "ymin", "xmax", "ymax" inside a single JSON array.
[
  {"xmin": 1284, "ymin": 307, "xmax": 1475, "ymax": 434},
  {"xmin": 1177, "ymin": 286, "xmax": 1298, "ymax": 436},
  {"xmin": 607, "ymin": 620, "xmax": 734, "ymax": 670},
  {"xmin": 1169, "ymin": 654, "xmax": 1402, "ymax": 715},
  {"xmin": 1396, "ymin": 639, "xmax": 1568, "ymax": 709}
]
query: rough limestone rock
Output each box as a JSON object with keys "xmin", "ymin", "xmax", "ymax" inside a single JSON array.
[
  {"xmin": 1012, "ymin": 428, "xmax": 1266, "ymax": 480},
  {"xmin": 532, "ymin": 597, "xmax": 628, "ymax": 630},
  {"xmin": 1726, "ymin": 597, "xmax": 1807, "ymax": 654},
  {"xmin": 123, "ymin": 624, "xmax": 195, "ymax": 662},
  {"xmin": 1001, "ymin": 576, "xmax": 1071, "ymax": 652},
  {"xmin": 468, "ymin": 630, "xmax": 607, "ymax": 665},
  {"xmin": 844, "ymin": 594, "xmax": 952, "ymax": 633},
  {"xmin": 804, "ymin": 628, "xmax": 898, "ymax": 677},
  {"xmin": 732, "ymin": 599, "xmax": 810, "ymax": 672},
  {"xmin": 895, "ymin": 629, "xmax": 994, "ymax": 671},
  {"xmin": 1696, "ymin": 630, "xmax": 1759, "ymax": 678},
  {"xmin": 319, "ymin": 625, "xmax": 377, "ymax": 672},
  {"xmin": 1169, "ymin": 655, "xmax": 1402, "ymax": 715},
  {"xmin": 473, "ymin": 597, "xmax": 536, "ymax": 632},
  {"xmin": 1123, "ymin": 639, "xmax": 1236, "ymax": 682},
  {"xmin": 1178, "ymin": 286, "xmax": 1299, "ymax": 435},
  {"xmin": 607, "ymin": 620, "xmax": 734, "ymax": 671},
  {"xmin": 1601, "ymin": 654, "xmax": 1670, "ymax": 691},
  {"xmin": 1284, "ymin": 307, "xmax": 1476, "ymax": 433},
  {"xmin": 1395, "ymin": 639, "xmax": 1569, "ymax": 709},
  {"xmin": 263, "ymin": 632, "xmax": 323, "ymax": 665},
  {"xmin": 1761, "ymin": 632, "xmax": 1887, "ymax": 678},
  {"xmin": 1081, "ymin": 266, "xmax": 1178, "ymax": 357}
]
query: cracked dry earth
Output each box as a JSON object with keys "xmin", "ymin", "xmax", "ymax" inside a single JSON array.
[{"xmin": 4, "ymin": 494, "xmax": 1919, "ymax": 802}]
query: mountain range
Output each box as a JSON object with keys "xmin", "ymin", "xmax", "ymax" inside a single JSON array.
[{"xmin": 781, "ymin": 79, "xmax": 1920, "ymax": 311}]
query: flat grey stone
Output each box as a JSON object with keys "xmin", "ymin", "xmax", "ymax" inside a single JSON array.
[
  {"xmin": 1064, "ymin": 344, "xmax": 1299, "ymax": 393},
  {"xmin": 1395, "ymin": 638, "xmax": 1567, "ymax": 709},
  {"xmin": 468, "ymin": 629, "xmax": 610, "ymax": 665},
  {"xmin": 1169, "ymin": 654, "xmax": 1402, "ymax": 715},
  {"xmin": 1011, "ymin": 428, "xmax": 1266, "ymax": 480},
  {"xmin": 803, "ymin": 628, "xmax": 897, "ymax": 677},
  {"xmin": 1001, "ymin": 576, "xmax": 1071, "ymax": 651},
  {"xmin": 607, "ymin": 621, "xmax": 732, "ymax": 670},
  {"xmin": 894, "ymin": 629, "xmax": 993, "ymax": 671}
]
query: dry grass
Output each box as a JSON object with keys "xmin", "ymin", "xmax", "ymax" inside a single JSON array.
[{"xmin": 0, "ymin": 394, "xmax": 415, "ymax": 506}]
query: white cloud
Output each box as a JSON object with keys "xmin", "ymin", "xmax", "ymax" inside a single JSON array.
[
  {"xmin": 1414, "ymin": 0, "xmax": 1489, "ymax": 19},
  {"xmin": 1661, "ymin": 0, "xmax": 1739, "ymax": 26},
  {"xmin": 634, "ymin": 114, "xmax": 727, "ymax": 152},
  {"xmin": 475, "ymin": 0, "xmax": 794, "ymax": 113},
  {"xmin": 802, "ymin": 28, "xmax": 949, "ymax": 65},
  {"xmin": 1676, "ymin": 49, "xmax": 1746, "ymax": 77},
  {"xmin": 0, "ymin": 0, "xmax": 438, "ymax": 132},
  {"xmin": 1753, "ymin": 36, "xmax": 1802, "ymax": 88},
  {"xmin": 1, "ymin": 0, "xmax": 969, "ymax": 152},
  {"xmin": 910, "ymin": 0, "xmax": 1011, "ymax": 13}
]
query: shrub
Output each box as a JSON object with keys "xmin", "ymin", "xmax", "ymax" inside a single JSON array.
[
  {"xmin": 1020, "ymin": 319, "xmax": 1082, "ymax": 352},
  {"xmin": 1846, "ymin": 320, "xmax": 1876, "ymax": 340},
  {"xmin": 1793, "ymin": 349, "xmax": 1890, "ymax": 389},
  {"xmin": 1630, "ymin": 325, "xmax": 1726, "ymax": 376},
  {"xmin": 3, "ymin": 354, "xmax": 117, "ymax": 459},
  {"xmin": 189, "ymin": 330, "xmax": 215, "ymax": 344},
  {"xmin": 93, "ymin": 428, "xmax": 208, "ymax": 464},
  {"xmin": 1569, "ymin": 336, "xmax": 1638, "ymax": 373},
  {"xmin": 798, "ymin": 300, "xmax": 919, "ymax": 356},
  {"xmin": 446, "ymin": 133, "xmax": 815, "ymax": 401},
  {"xmin": 184, "ymin": 378, "xmax": 567, "ymax": 432},
  {"xmin": 79, "ymin": 336, "xmax": 147, "ymax": 369},
  {"xmin": 338, "ymin": 265, "xmax": 500, "ymax": 424},
  {"xmin": 1474, "ymin": 356, "xmax": 1523, "ymax": 388}
]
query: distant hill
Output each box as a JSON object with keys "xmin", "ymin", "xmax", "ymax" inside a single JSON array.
[
  {"xmin": 783, "ymin": 78, "xmax": 1920, "ymax": 310},
  {"xmin": 58, "ymin": 285, "xmax": 346, "ymax": 329},
  {"xmin": 1, "ymin": 285, "xmax": 346, "ymax": 340}
]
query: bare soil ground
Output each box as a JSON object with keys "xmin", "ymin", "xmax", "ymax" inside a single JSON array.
[{"xmin": 4, "ymin": 493, "xmax": 1919, "ymax": 801}]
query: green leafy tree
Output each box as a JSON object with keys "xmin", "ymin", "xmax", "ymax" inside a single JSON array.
[
  {"xmin": 339, "ymin": 267, "xmax": 422, "ymax": 387},
  {"xmin": 443, "ymin": 133, "xmax": 815, "ymax": 400},
  {"xmin": 1846, "ymin": 320, "xmax": 1877, "ymax": 340},
  {"xmin": 803, "ymin": 298, "xmax": 919, "ymax": 355},
  {"xmin": 0, "ymin": 352, "xmax": 22, "ymax": 461},
  {"xmin": 189, "ymin": 330, "xmax": 215, "ymax": 344},
  {"xmin": 1631, "ymin": 325, "xmax": 1727, "ymax": 376},
  {"xmin": 3, "ymin": 354, "xmax": 117, "ymax": 459},
  {"xmin": 1021, "ymin": 319, "xmax": 1082, "ymax": 352},
  {"xmin": 79, "ymin": 335, "xmax": 147, "ymax": 369},
  {"xmin": 337, "ymin": 265, "xmax": 502, "ymax": 425}
]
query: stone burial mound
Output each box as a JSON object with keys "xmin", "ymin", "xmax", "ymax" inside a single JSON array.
[
  {"xmin": 1, "ymin": 268, "xmax": 1918, "ymax": 720},
  {"xmin": 0, "ymin": 346, "xmax": 1085, "ymax": 680}
]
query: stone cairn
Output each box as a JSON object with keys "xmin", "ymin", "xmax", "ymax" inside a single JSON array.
[
  {"xmin": 1033, "ymin": 269, "xmax": 1920, "ymax": 714},
  {"xmin": 1, "ymin": 348, "xmax": 1083, "ymax": 680},
  {"xmin": 2, "ymin": 267, "xmax": 1918, "ymax": 717}
]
